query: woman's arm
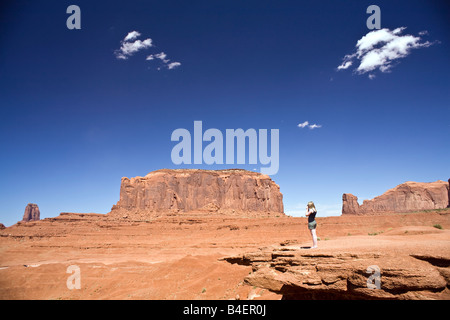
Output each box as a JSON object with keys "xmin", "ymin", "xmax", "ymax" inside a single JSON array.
[{"xmin": 305, "ymin": 207, "xmax": 311, "ymax": 217}]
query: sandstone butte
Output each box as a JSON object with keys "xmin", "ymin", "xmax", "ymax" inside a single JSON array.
[
  {"xmin": 108, "ymin": 169, "xmax": 284, "ymax": 219},
  {"xmin": 342, "ymin": 179, "xmax": 450, "ymax": 215},
  {"xmin": 22, "ymin": 203, "xmax": 40, "ymax": 222}
]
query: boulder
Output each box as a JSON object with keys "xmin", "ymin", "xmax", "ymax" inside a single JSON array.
[
  {"xmin": 342, "ymin": 180, "xmax": 449, "ymax": 214},
  {"xmin": 109, "ymin": 169, "xmax": 284, "ymax": 219}
]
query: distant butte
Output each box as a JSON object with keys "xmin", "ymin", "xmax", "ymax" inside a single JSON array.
[
  {"xmin": 22, "ymin": 203, "xmax": 40, "ymax": 222},
  {"xmin": 342, "ymin": 179, "xmax": 450, "ymax": 214}
]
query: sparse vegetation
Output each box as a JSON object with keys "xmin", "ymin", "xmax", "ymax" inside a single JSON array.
[
  {"xmin": 413, "ymin": 208, "xmax": 450, "ymax": 214},
  {"xmin": 433, "ymin": 224, "xmax": 443, "ymax": 230},
  {"xmin": 368, "ymin": 230, "xmax": 384, "ymax": 236},
  {"xmin": 201, "ymin": 288, "xmax": 206, "ymax": 293}
]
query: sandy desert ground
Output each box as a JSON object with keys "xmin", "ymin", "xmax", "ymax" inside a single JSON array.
[{"xmin": 0, "ymin": 210, "xmax": 449, "ymax": 300}]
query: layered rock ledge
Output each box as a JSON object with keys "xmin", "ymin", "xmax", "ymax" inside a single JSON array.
[
  {"xmin": 109, "ymin": 169, "xmax": 284, "ymax": 219},
  {"xmin": 222, "ymin": 231, "xmax": 450, "ymax": 300}
]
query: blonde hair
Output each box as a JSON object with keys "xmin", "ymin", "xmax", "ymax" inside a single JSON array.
[{"xmin": 307, "ymin": 201, "xmax": 317, "ymax": 212}]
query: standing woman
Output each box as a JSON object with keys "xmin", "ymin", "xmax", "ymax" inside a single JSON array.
[{"xmin": 306, "ymin": 201, "xmax": 318, "ymax": 249}]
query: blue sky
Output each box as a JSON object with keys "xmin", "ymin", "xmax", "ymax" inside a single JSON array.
[{"xmin": 1, "ymin": 0, "xmax": 449, "ymax": 226}]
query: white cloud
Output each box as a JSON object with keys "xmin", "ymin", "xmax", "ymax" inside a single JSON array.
[
  {"xmin": 124, "ymin": 31, "xmax": 141, "ymax": 42},
  {"xmin": 337, "ymin": 60, "xmax": 352, "ymax": 70},
  {"xmin": 298, "ymin": 121, "xmax": 322, "ymax": 129},
  {"xmin": 151, "ymin": 52, "xmax": 181, "ymax": 70},
  {"xmin": 297, "ymin": 121, "xmax": 309, "ymax": 128},
  {"xmin": 155, "ymin": 52, "xmax": 169, "ymax": 63},
  {"xmin": 167, "ymin": 62, "xmax": 181, "ymax": 70},
  {"xmin": 115, "ymin": 32, "xmax": 153, "ymax": 60},
  {"xmin": 337, "ymin": 27, "xmax": 435, "ymax": 78},
  {"xmin": 355, "ymin": 28, "xmax": 397, "ymax": 54},
  {"xmin": 115, "ymin": 32, "xmax": 181, "ymax": 70},
  {"xmin": 118, "ymin": 39, "xmax": 152, "ymax": 58}
]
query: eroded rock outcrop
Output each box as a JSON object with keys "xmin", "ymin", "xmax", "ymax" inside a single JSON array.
[
  {"xmin": 342, "ymin": 194, "xmax": 360, "ymax": 215},
  {"xmin": 109, "ymin": 169, "xmax": 284, "ymax": 219},
  {"xmin": 223, "ymin": 246, "xmax": 450, "ymax": 299},
  {"xmin": 342, "ymin": 180, "xmax": 449, "ymax": 214},
  {"xmin": 22, "ymin": 203, "xmax": 40, "ymax": 222}
]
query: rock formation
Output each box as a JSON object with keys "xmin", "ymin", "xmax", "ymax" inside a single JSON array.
[
  {"xmin": 22, "ymin": 203, "xmax": 40, "ymax": 222},
  {"xmin": 448, "ymin": 179, "xmax": 450, "ymax": 208},
  {"xmin": 0, "ymin": 223, "xmax": 5, "ymax": 230},
  {"xmin": 223, "ymin": 245, "xmax": 450, "ymax": 299},
  {"xmin": 342, "ymin": 180, "xmax": 450, "ymax": 214},
  {"xmin": 342, "ymin": 193, "xmax": 360, "ymax": 215},
  {"xmin": 109, "ymin": 169, "xmax": 284, "ymax": 219}
]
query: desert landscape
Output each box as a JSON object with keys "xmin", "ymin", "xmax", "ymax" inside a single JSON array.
[{"xmin": 0, "ymin": 170, "xmax": 449, "ymax": 300}]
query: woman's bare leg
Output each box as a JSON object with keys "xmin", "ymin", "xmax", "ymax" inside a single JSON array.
[{"xmin": 311, "ymin": 229, "xmax": 318, "ymax": 248}]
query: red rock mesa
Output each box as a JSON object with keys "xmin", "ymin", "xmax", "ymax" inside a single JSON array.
[{"xmin": 109, "ymin": 169, "xmax": 284, "ymax": 219}]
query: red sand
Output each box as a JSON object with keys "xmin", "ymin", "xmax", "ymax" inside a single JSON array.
[{"xmin": 1, "ymin": 210, "xmax": 449, "ymax": 299}]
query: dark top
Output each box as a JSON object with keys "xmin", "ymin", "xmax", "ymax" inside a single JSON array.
[{"xmin": 308, "ymin": 210, "xmax": 317, "ymax": 223}]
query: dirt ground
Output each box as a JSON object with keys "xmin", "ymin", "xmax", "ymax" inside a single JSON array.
[{"xmin": 0, "ymin": 210, "xmax": 449, "ymax": 300}]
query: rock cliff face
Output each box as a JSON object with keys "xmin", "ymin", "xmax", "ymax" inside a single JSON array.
[
  {"xmin": 448, "ymin": 179, "xmax": 450, "ymax": 208},
  {"xmin": 109, "ymin": 169, "xmax": 284, "ymax": 219},
  {"xmin": 22, "ymin": 203, "xmax": 40, "ymax": 222},
  {"xmin": 342, "ymin": 180, "xmax": 449, "ymax": 215}
]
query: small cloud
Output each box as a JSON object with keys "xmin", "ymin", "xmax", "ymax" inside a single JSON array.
[
  {"xmin": 124, "ymin": 31, "xmax": 141, "ymax": 42},
  {"xmin": 337, "ymin": 60, "xmax": 352, "ymax": 70},
  {"xmin": 337, "ymin": 27, "xmax": 436, "ymax": 78},
  {"xmin": 115, "ymin": 32, "xmax": 153, "ymax": 60},
  {"xmin": 167, "ymin": 62, "xmax": 181, "ymax": 70},
  {"xmin": 297, "ymin": 121, "xmax": 309, "ymax": 128},
  {"xmin": 155, "ymin": 52, "xmax": 169, "ymax": 63},
  {"xmin": 115, "ymin": 31, "xmax": 181, "ymax": 70},
  {"xmin": 298, "ymin": 121, "xmax": 322, "ymax": 130},
  {"xmin": 151, "ymin": 52, "xmax": 181, "ymax": 70}
]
